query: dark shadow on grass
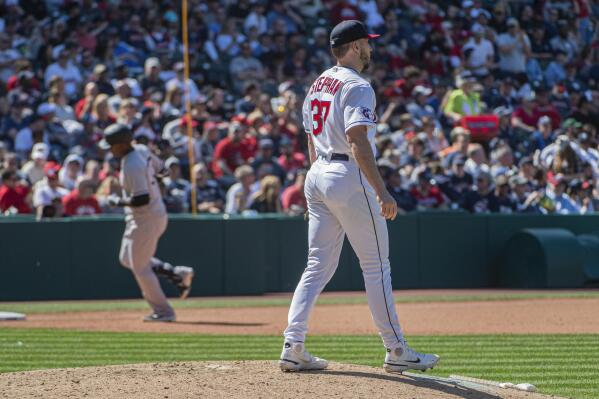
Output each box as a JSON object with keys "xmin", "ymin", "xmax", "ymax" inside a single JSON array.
[
  {"xmin": 174, "ymin": 321, "xmax": 266, "ymax": 327},
  {"xmin": 303, "ymin": 370, "xmax": 502, "ymax": 399}
]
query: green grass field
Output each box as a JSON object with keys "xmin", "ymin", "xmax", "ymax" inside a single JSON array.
[
  {"xmin": 1, "ymin": 329, "xmax": 598, "ymax": 398},
  {"xmin": 2, "ymin": 290, "xmax": 599, "ymax": 314},
  {"xmin": 2, "ymin": 292, "xmax": 598, "ymax": 398}
]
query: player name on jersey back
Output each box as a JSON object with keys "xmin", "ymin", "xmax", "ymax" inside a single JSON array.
[{"xmin": 309, "ymin": 76, "xmax": 344, "ymax": 96}]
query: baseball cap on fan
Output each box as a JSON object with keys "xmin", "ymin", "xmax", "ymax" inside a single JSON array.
[
  {"xmin": 44, "ymin": 163, "xmax": 60, "ymax": 180},
  {"xmin": 330, "ymin": 20, "xmax": 380, "ymax": 48},
  {"xmin": 31, "ymin": 143, "xmax": 49, "ymax": 160}
]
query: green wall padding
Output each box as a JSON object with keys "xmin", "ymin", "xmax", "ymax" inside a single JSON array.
[
  {"xmin": 70, "ymin": 218, "xmax": 137, "ymax": 299},
  {"xmin": 501, "ymin": 228, "xmax": 584, "ymax": 288},
  {"xmin": 388, "ymin": 213, "xmax": 419, "ymax": 288},
  {"xmin": 223, "ymin": 217, "xmax": 267, "ymax": 295},
  {"xmin": 418, "ymin": 213, "xmax": 489, "ymax": 288},
  {"xmin": 576, "ymin": 234, "xmax": 599, "ymax": 282},
  {"xmin": 0, "ymin": 221, "xmax": 72, "ymax": 300},
  {"xmin": 158, "ymin": 217, "xmax": 225, "ymax": 297},
  {"xmin": 1, "ymin": 213, "xmax": 597, "ymax": 300}
]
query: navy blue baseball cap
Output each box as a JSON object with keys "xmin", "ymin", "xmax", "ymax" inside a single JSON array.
[
  {"xmin": 99, "ymin": 123, "xmax": 133, "ymax": 149},
  {"xmin": 330, "ymin": 20, "xmax": 380, "ymax": 48}
]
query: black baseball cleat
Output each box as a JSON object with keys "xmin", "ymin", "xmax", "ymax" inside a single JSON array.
[
  {"xmin": 174, "ymin": 266, "xmax": 194, "ymax": 299},
  {"xmin": 143, "ymin": 313, "xmax": 176, "ymax": 322}
]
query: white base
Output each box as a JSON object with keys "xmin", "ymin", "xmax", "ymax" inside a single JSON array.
[{"xmin": 0, "ymin": 311, "xmax": 26, "ymax": 320}]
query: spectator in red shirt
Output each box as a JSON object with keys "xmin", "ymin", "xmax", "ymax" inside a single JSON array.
[
  {"xmin": 6, "ymin": 62, "xmax": 42, "ymax": 93},
  {"xmin": 211, "ymin": 122, "xmax": 250, "ymax": 179},
  {"xmin": 278, "ymin": 137, "xmax": 307, "ymax": 174},
  {"xmin": 74, "ymin": 82, "xmax": 98, "ymax": 120},
  {"xmin": 74, "ymin": 18, "xmax": 107, "ymax": 53},
  {"xmin": 0, "ymin": 170, "xmax": 31, "ymax": 214},
  {"xmin": 282, "ymin": 169, "xmax": 307, "ymax": 215},
  {"xmin": 62, "ymin": 178, "xmax": 102, "ymax": 216},
  {"xmin": 410, "ymin": 170, "xmax": 446, "ymax": 210},
  {"xmin": 240, "ymin": 130, "xmax": 258, "ymax": 162},
  {"xmin": 424, "ymin": 4, "xmax": 444, "ymax": 31},
  {"xmin": 511, "ymin": 92, "xmax": 541, "ymax": 133},
  {"xmin": 384, "ymin": 66, "xmax": 422, "ymax": 99},
  {"xmin": 329, "ymin": 1, "xmax": 362, "ymax": 25},
  {"xmin": 423, "ymin": 46, "xmax": 446, "ymax": 78},
  {"xmin": 534, "ymin": 87, "xmax": 561, "ymax": 129}
]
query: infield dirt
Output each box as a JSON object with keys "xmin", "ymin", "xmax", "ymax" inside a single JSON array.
[
  {"xmin": 0, "ymin": 361, "xmax": 565, "ymax": 399},
  {"xmin": 3, "ymin": 297, "xmax": 599, "ymax": 335}
]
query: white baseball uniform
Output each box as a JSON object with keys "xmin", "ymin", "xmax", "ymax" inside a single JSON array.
[
  {"xmin": 118, "ymin": 144, "xmax": 173, "ymax": 317},
  {"xmin": 284, "ymin": 65, "xmax": 405, "ymax": 349}
]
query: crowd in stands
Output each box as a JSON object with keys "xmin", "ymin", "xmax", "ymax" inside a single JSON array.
[{"xmin": 1, "ymin": 0, "xmax": 599, "ymax": 219}]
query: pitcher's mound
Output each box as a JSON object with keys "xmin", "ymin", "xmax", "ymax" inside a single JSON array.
[{"xmin": 0, "ymin": 361, "xmax": 560, "ymax": 399}]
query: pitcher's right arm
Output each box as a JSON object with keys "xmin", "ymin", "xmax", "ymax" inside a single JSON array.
[{"xmin": 347, "ymin": 126, "xmax": 397, "ymax": 220}]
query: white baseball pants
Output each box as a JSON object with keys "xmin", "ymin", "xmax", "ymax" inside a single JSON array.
[{"xmin": 284, "ymin": 157, "xmax": 405, "ymax": 349}]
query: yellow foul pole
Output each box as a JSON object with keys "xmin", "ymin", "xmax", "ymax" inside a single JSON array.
[{"xmin": 182, "ymin": 0, "xmax": 197, "ymax": 214}]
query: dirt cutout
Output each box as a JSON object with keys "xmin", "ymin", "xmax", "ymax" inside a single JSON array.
[{"xmin": 0, "ymin": 361, "xmax": 564, "ymax": 399}]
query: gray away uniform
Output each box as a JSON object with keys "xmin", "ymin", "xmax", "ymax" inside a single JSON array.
[{"xmin": 118, "ymin": 144, "xmax": 173, "ymax": 316}]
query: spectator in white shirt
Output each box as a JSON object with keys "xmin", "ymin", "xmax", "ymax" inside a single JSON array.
[
  {"xmin": 165, "ymin": 62, "xmax": 201, "ymax": 104},
  {"xmin": 465, "ymin": 143, "xmax": 490, "ymax": 178},
  {"xmin": 496, "ymin": 18, "xmax": 531, "ymax": 76},
  {"xmin": 44, "ymin": 48, "xmax": 82, "ymax": 99},
  {"xmin": 108, "ymin": 80, "xmax": 133, "ymax": 115},
  {"xmin": 225, "ymin": 165, "xmax": 257, "ymax": 214},
  {"xmin": 33, "ymin": 165, "xmax": 69, "ymax": 220},
  {"xmin": 58, "ymin": 154, "xmax": 84, "ymax": 191},
  {"xmin": 463, "ymin": 24, "xmax": 494, "ymax": 76},
  {"xmin": 20, "ymin": 143, "xmax": 49, "ymax": 185},
  {"xmin": 110, "ymin": 63, "xmax": 143, "ymax": 98},
  {"xmin": 48, "ymin": 87, "xmax": 75, "ymax": 122}
]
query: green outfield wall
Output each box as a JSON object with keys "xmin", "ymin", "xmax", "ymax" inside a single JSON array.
[{"xmin": 0, "ymin": 213, "xmax": 597, "ymax": 300}]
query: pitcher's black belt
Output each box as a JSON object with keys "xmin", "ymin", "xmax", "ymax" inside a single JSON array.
[
  {"xmin": 318, "ymin": 153, "xmax": 349, "ymax": 161},
  {"xmin": 331, "ymin": 153, "xmax": 349, "ymax": 161}
]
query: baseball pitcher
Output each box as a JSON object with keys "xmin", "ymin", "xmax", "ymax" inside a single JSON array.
[{"xmin": 279, "ymin": 20, "xmax": 440, "ymax": 372}]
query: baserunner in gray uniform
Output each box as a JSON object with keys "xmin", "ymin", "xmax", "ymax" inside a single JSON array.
[{"xmin": 100, "ymin": 124, "xmax": 194, "ymax": 322}]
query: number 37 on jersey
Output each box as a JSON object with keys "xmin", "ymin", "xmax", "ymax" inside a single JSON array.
[{"xmin": 310, "ymin": 99, "xmax": 331, "ymax": 136}]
